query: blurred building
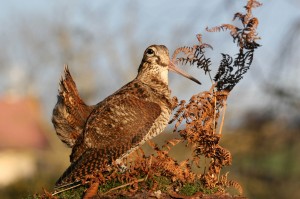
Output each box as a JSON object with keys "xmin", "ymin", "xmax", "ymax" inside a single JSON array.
[{"xmin": 0, "ymin": 95, "xmax": 49, "ymax": 187}]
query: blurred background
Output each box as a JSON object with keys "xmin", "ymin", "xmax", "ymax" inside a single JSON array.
[{"xmin": 0, "ymin": 0, "xmax": 299, "ymax": 198}]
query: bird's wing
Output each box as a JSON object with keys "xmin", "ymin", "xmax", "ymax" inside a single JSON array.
[
  {"xmin": 84, "ymin": 94, "xmax": 162, "ymax": 151},
  {"xmin": 52, "ymin": 65, "xmax": 95, "ymax": 147},
  {"xmin": 55, "ymin": 95, "xmax": 162, "ymax": 187}
]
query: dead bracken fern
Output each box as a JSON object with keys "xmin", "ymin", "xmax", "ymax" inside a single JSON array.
[
  {"xmin": 168, "ymin": 0, "xmax": 261, "ymax": 195},
  {"xmin": 171, "ymin": 34, "xmax": 213, "ymax": 78},
  {"xmin": 44, "ymin": 0, "xmax": 261, "ymax": 198},
  {"xmin": 170, "ymin": 85, "xmax": 233, "ymax": 191},
  {"xmin": 206, "ymin": 0, "xmax": 261, "ymax": 49},
  {"xmin": 206, "ymin": 0, "xmax": 261, "ymax": 91}
]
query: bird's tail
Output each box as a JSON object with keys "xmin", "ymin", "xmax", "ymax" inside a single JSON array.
[{"xmin": 52, "ymin": 65, "xmax": 95, "ymax": 147}]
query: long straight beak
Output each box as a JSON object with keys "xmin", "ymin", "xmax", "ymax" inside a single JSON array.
[{"xmin": 168, "ymin": 61, "xmax": 201, "ymax": 85}]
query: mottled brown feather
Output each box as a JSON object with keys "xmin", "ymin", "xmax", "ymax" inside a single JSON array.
[
  {"xmin": 52, "ymin": 65, "xmax": 95, "ymax": 147},
  {"xmin": 56, "ymin": 93, "xmax": 161, "ymax": 186},
  {"xmin": 54, "ymin": 45, "xmax": 178, "ymax": 188},
  {"xmin": 70, "ymin": 78, "xmax": 170, "ymax": 163}
]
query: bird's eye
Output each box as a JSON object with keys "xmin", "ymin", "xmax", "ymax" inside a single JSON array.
[{"xmin": 146, "ymin": 48, "xmax": 154, "ymax": 56}]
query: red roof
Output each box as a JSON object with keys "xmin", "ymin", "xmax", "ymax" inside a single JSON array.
[{"xmin": 0, "ymin": 95, "xmax": 48, "ymax": 149}]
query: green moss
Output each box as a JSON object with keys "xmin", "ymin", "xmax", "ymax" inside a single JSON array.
[
  {"xmin": 54, "ymin": 179, "xmax": 125, "ymax": 198},
  {"xmin": 203, "ymin": 186, "xmax": 219, "ymax": 194},
  {"xmin": 98, "ymin": 180, "xmax": 123, "ymax": 193},
  {"xmin": 179, "ymin": 183, "xmax": 199, "ymax": 196},
  {"xmin": 22, "ymin": 194, "xmax": 42, "ymax": 199},
  {"xmin": 56, "ymin": 186, "xmax": 86, "ymax": 199},
  {"xmin": 178, "ymin": 181, "xmax": 219, "ymax": 196},
  {"xmin": 153, "ymin": 176, "xmax": 172, "ymax": 191}
]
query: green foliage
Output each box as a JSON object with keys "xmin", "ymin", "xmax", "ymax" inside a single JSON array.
[
  {"xmin": 153, "ymin": 176, "xmax": 172, "ymax": 191},
  {"xmin": 98, "ymin": 180, "xmax": 123, "ymax": 193},
  {"xmin": 23, "ymin": 194, "xmax": 41, "ymax": 199},
  {"xmin": 55, "ymin": 186, "xmax": 85, "ymax": 199},
  {"xmin": 179, "ymin": 183, "xmax": 200, "ymax": 196},
  {"xmin": 178, "ymin": 180, "xmax": 219, "ymax": 196}
]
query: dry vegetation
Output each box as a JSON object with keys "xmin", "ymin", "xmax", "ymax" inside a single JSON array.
[{"xmin": 34, "ymin": 0, "xmax": 262, "ymax": 198}]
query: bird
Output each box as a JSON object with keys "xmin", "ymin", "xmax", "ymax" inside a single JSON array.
[{"xmin": 52, "ymin": 45, "xmax": 200, "ymax": 188}]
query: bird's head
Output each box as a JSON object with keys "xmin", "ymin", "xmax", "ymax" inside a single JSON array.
[{"xmin": 137, "ymin": 45, "xmax": 201, "ymax": 85}]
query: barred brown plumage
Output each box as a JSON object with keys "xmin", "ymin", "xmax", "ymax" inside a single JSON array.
[
  {"xmin": 52, "ymin": 45, "xmax": 200, "ymax": 188},
  {"xmin": 52, "ymin": 65, "xmax": 95, "ymax": 147}
]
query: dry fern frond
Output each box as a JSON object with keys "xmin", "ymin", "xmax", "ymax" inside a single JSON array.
[
  {"xmin": 245, "ymin": 0, "xmax": 263, "ymax": 14},
  {"xmin": 206, "ymin": 24, "xmax": 241, "ymax": 39},
  {"xmin": 170, "ymin": 85, "xmax": 231, "ymax": 189},
  {"xmin": 219, "ymin": 173, "xmax": 243, "ymax": 195},
  {"xmin": 167, "ymin": 2, "xmax": 261, "ymax": 191},
  {"xmin": 233, "ymin": 12, "xmax": 246, "ymax": 23},
  {"xmin": 83, "ymin": 182, "xmax": 99, "ymax": 199},
  {"xmin": 214, "ymin": 48, "xmax": 255, "ymax": 91},
  {"xmin": 172, "ymin": 34, "xmax": 212, "ymax": 76},
  {"xmin": 207, "ymin": 0, "xmax": 261, "ymax": 50},
  {"xmin": 162, "ymin": 138, "xmax": 182, "ymax": 151}
]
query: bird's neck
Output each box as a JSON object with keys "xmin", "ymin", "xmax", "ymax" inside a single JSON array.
[
  {"xmin": 136, "ymin": 64, "xmax": 170, "ymax": 95},
  {"xmin": 137, "ymin": 62, "xmax": 168, "ymax": 83}
]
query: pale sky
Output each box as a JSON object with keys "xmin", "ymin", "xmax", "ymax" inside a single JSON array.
[{"xmin": 0, "ymin": 0, "xmax": 299, "ymax": 123}]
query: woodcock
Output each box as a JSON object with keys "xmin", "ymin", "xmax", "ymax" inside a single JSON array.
[{"xmin": 52, "ymin": 45, "xmax": 200, "ymax": 187}]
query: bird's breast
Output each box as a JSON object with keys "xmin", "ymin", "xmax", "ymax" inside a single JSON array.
[{"xmin": 117, "ymin": 102, "xmax": 171, "ymax": 163}]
